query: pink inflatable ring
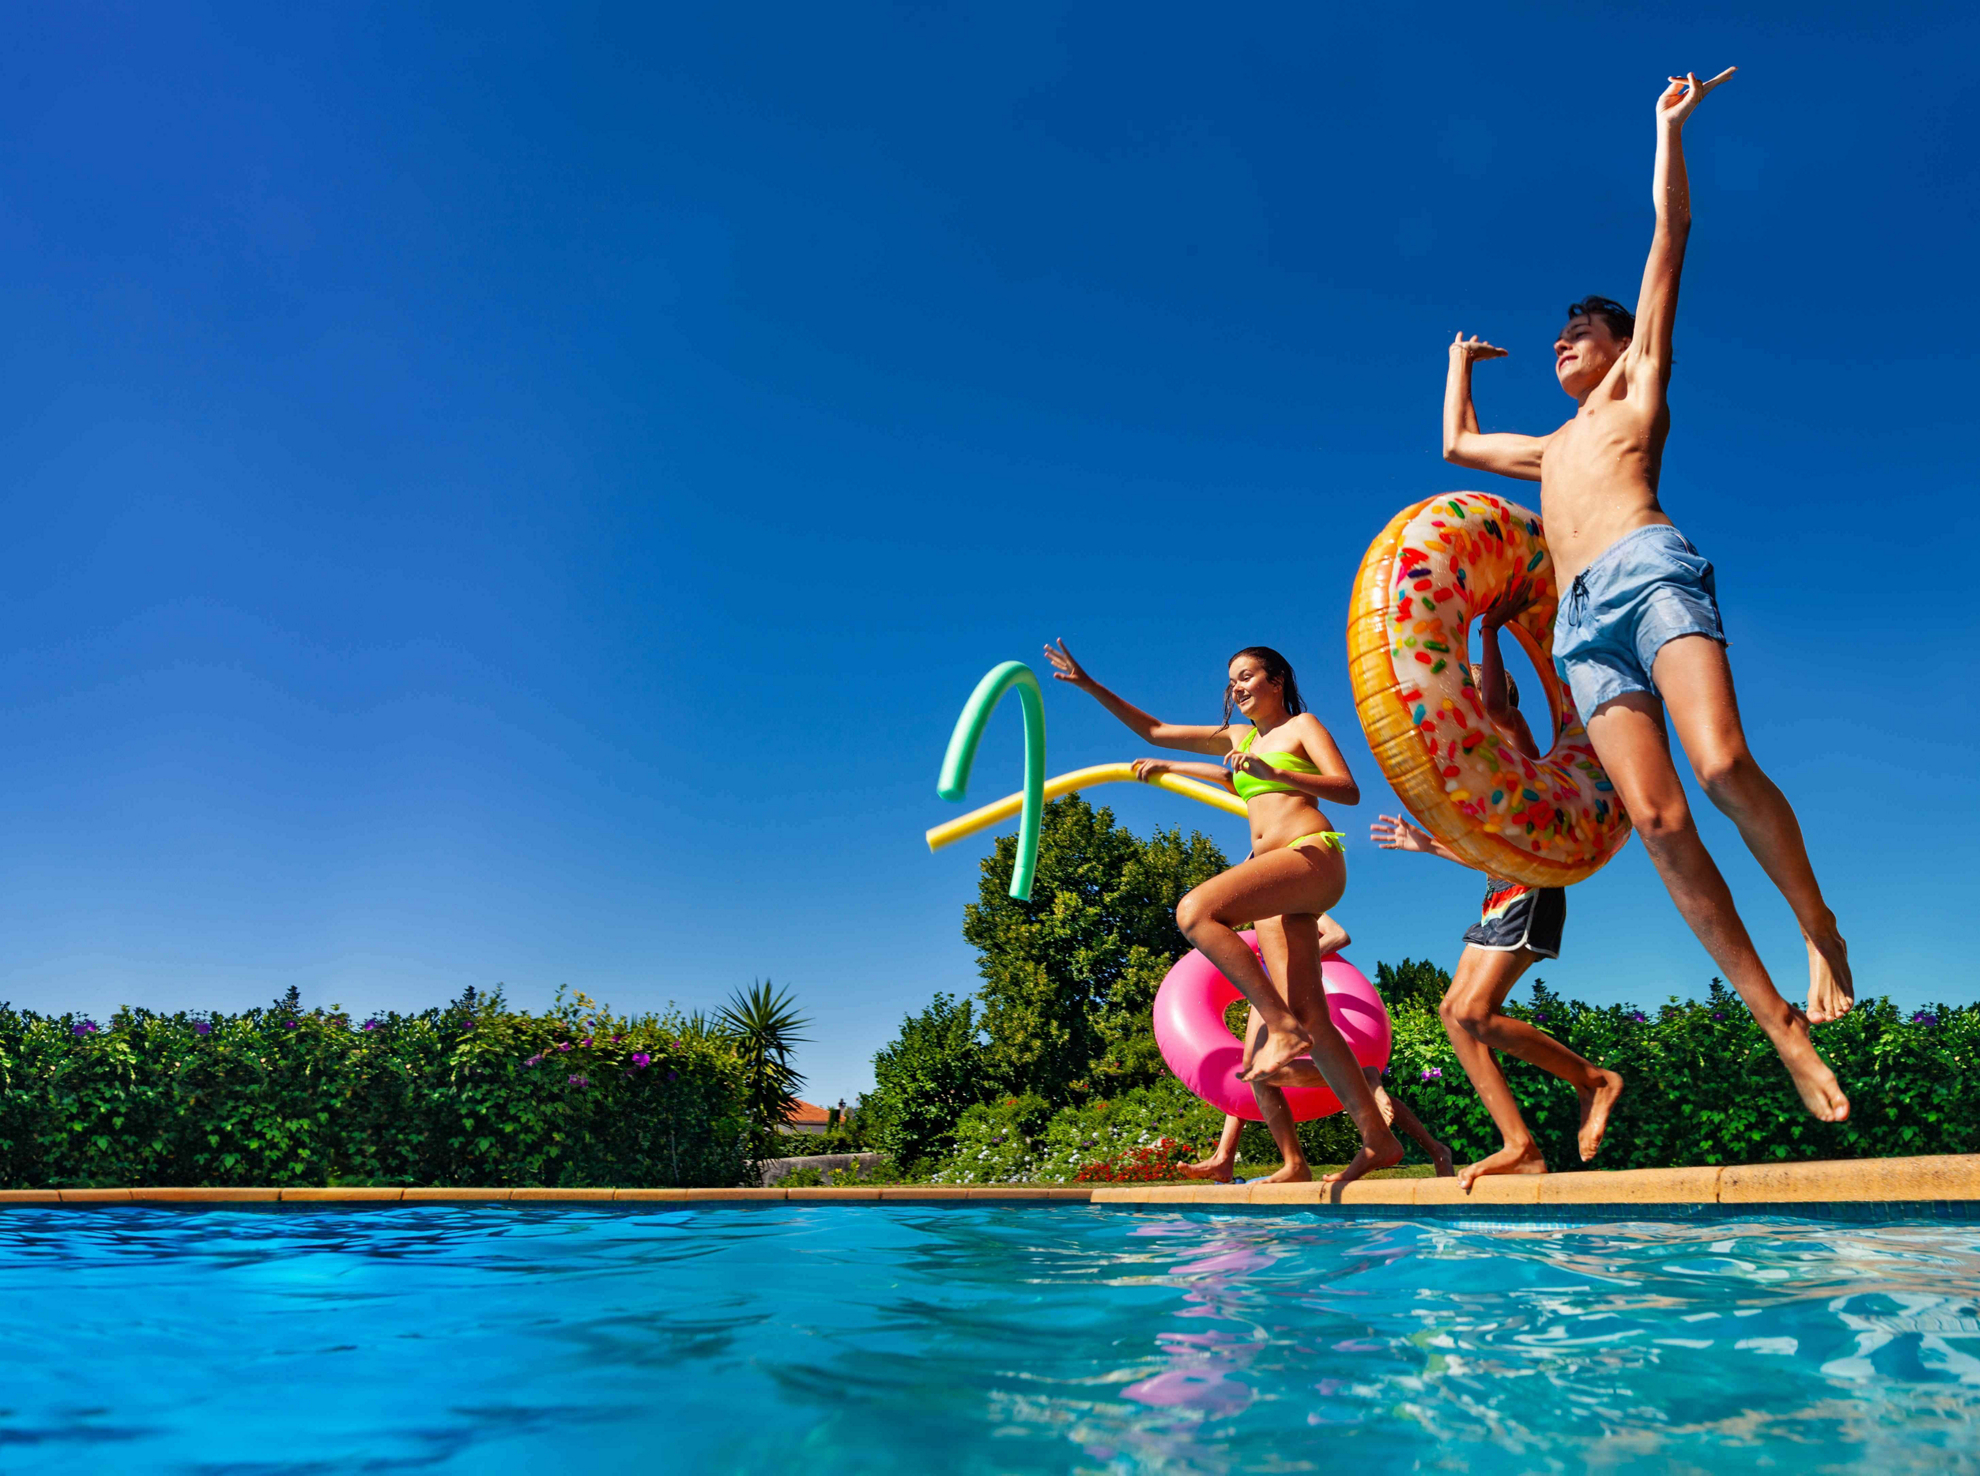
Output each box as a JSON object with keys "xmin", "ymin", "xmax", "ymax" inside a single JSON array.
[{"xmin": 1153, "ymin": 931, "xmax": 1392, "ymax": 1121}]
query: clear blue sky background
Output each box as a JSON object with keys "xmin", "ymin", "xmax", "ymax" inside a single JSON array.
[{"xmin": 2, "ymin": 4, "xmax": 1974, "ymax": 1106}]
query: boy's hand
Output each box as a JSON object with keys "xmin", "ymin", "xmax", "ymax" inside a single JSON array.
[
  {"xmin": 1450, "ymin": 333, "xmax": 1508, "ymax": 363},
  {"xmin": 1656, "ymin": 68, "xmax": 1735, "ymax": 130},
  {"xmin": 1370, "ymin": 814, "xmax": 1432, "ymax": 853}
]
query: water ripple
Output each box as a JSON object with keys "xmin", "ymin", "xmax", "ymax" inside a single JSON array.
[{"xmin": 1, "ymin": 1206, "xmax": 1978, "ymax": 1471}]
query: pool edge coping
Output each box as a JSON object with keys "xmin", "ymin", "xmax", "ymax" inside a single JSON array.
[{"xmin": 4, "ymin": 1153, "xmax": 1979, "ymax": 1208}]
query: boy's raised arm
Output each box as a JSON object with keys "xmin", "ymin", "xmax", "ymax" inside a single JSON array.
[
  {"xmin": 1631, "ymin": 68, "xmax": 1736, "ymax": 386},
  {"xmin": 1443, "ymin": 334, "xmax": 1548, "ymax": 481}
]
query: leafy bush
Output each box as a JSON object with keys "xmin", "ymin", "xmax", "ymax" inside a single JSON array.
[
  {"xmin": 0, "ymin": 987, "xmax": 754, "ymax": 1189},
  {"xmin": 860, "ymin": 992, "xmax": 992, "ymax": 1170},
  {"xmin": 1386, "ymin": 972, "xmax": 1980, "ymax": 1169}
]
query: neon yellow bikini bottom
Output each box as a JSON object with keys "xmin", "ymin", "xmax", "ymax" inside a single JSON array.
[{"xmin": 1289, "ymin": 831, "xmax": 1345, "ymax": 855}]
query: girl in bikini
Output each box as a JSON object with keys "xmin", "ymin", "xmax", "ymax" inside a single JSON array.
[{"xmin": 1044, "ymin": 640, "xmax": 1403, "ymax": 1186}]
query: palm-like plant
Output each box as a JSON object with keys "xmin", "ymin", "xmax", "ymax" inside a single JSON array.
[{"xmin": 716, "ymin": 980, "xmax": 810, "ymax": 1138}]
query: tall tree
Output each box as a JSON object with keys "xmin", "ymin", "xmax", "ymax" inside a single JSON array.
[{"xmin": 963, "ymin": 797, "xmax": 1228, "ymax": 1104}]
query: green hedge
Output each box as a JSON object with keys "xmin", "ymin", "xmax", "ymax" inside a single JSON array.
[
  {"xmin": 0, "ymin": 989, "xmax": 753, "ymax": 1189},
  {"xmin": 1384, "ymin": 968, "xmax": 1979, "ymax": 1169}
]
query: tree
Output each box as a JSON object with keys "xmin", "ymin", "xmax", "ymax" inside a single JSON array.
[
  {"xmin": 963, "ymin": 797, "xmax": 1228, "ymax": 1104},
  {"xmin": 716, "ymin": 980, "xmax": 809, "ymax": 1150},
  {"xmin": 860, "ymin": 993, "xmax": 989, "ymax": 1169}
]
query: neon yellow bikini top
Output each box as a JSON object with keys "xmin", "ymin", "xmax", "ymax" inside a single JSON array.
[{"xmin": 1230, "ymin": 726, "xmax": 1320, "ymax": 800}]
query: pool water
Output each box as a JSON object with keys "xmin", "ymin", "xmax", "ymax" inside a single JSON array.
[{"xmin": 2, "ymin": 1205, "xmax": 1978, "ymax": 1472}]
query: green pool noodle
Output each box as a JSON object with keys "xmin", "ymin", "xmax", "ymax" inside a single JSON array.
[{"xmin": 937, "ymin": 661, "xmax": 1046, "ymax": 900}]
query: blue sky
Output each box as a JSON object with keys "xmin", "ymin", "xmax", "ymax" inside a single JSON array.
[{"xmin": 1, "ymin": 3, "xmax": 1974, "ymax": 1106}]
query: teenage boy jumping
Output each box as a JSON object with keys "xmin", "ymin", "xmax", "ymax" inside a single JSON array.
[{"xmin": 1440, "ymin": 67, "xmax": 1852, "ymax": 1123}]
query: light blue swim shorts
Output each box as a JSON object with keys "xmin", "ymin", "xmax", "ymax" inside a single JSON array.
[{"xmin": 1552, "ymin": 524, "xmax": 1725, "ymax": 717}]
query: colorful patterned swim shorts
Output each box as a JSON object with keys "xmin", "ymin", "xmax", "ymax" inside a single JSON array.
[{"xmin": 1463, "ymin": 876, "xmax": 1566, "ymax": 959}]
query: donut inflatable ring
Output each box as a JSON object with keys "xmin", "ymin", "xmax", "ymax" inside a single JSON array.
[
  {"xmin": 1348, "ymin": 492, "xmax": 1630, "ymax": 888},
  {"xmin": 1153, "ymin": 931, "xmax": 1390, "ymax": 1121}
]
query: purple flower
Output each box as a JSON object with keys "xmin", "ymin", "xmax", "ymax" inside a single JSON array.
[
  {"xmin": 567, "ymin": 1074, "xmax": 590, "ymax": 1087},
  {"xmin": 1711, "ymin": 1012, "xmax": 1725, "ymax": 1020},
  {"xmin": 524, "ymin": 1053, "xmax": 544, "ymax": 1068},
  {"xmin": 192, "ymin": 1020, "xmax": 212, "ymax": 1036},
  {"xmin": 579, "ymin": 1037, "xmax": 593, "ymax": 1048},
  {"xmin": 1914, "ymin": 1010, "xmax": 1941, "ymax": 1028},
  {"xmin": 72, "ymin": 1020, "xmax": 99, "ymax": 1036},
  {"xmin": 1420, "ymin": 1066, "xmax": 1443, "ymax": 1080},
  {"xmin": 666, "ymin": 1069, "xmax": 678, "ymax": 1081},
  {"xmin": 1535, "ymin": 1013, "xmax": 1548, "ymax": 1023},
  {"xmin": 1627, "ymin": 1011, "xmax": 1647, "ymax": 1023},
  {"xmin": 361, "ymin": 1019, "xmax": 380, "ymax": 1032},
  {"xmin": 630, "ymin": 1052, "xmax": 651, "ymax": 1069},
  {"xmin": 556, "ymin": 1042, "xmax": 572, "ymax": 1052},
  {"xmin": 284, "ymin": 1020, "xmax": 299, "ymax": 1030}
]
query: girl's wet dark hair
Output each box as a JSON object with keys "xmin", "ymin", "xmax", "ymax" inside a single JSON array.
[{"xmin": 1222, "ymin": 646, "xmax": 1304, "ymax": 728}]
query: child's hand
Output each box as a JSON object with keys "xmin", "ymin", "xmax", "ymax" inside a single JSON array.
[
  {"xmin": 1131, "ymin": 758, "xmax": 1173, "ymax": 783},
  {"xmin": 1225, "ymin": 751, "xmax": 1276, "ymax": 782},
  {"xmin": 1480, "ymin": 586, "xmax": 1533, "ymax": 630},
  {"xmin": 1370, "ymin": 814, "xmax": 1432, "ymax": 853},
  {"xmin": 1044, "ymin": 639, "xmax": 1094, "ymax": 689},
  {"xmin": 1656, "ymin": 68, "xmax": 1735, "ymax": 130},
  {"xmin": 1450, "ymin": 332, "xmax": 1508, "ymax": 363}
]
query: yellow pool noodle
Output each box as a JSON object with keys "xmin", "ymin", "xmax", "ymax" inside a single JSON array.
[{"xmin": 924, "ymin": 763, "xmax": 1250, "ymax": 852}]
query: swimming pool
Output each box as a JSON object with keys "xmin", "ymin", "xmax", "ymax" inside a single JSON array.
[{"xmin": 2, "ymin": 1203, "xmax": 1976, "ymax": 1471}]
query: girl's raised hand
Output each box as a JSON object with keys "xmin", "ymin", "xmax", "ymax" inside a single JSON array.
[
  {"xmin": 1044, "ymin": 638, "xmax": 1094, "ymax": 688},
  {"xmin": 1131, "ymin": 758, "xmax": 1172, "ymax": 782},
  {"xmin": 1370, "ymin": 814, "xmax": 1431, "ymax": 852}
]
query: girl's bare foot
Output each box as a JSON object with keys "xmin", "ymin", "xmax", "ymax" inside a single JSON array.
[
  {"xmin": 1805, "ymin": 927, "xmax": 1854, "ymax": 1024},
  {"xmin": 1254, "ymin": 1160, "xmax": 1313, "ymax": 1184},
  {"xmin": 1178, "ymin": 1157, "xmax": 1236, "ymax": 1182},
  {"xmin": 1257, "ymin": 1058, "xmax": 1327, "ymax": 1091},
  {"xmin": 1319, "ymin": 1129, "xmax": 1404, "ymax": 1189},
  {"xmin": 1457, "ymin": 1139, "xmax": 1547, "ymax": 1191},
  {"xmin": 1576, "ymin": 1069, "xmax": 1625, "ymax": 1161},
  {"xmin": 1241, "ymin": 1025, "xmax": 1314, "ymax": 1083},
  {"xmin": 1427, "ymin": 1139, "xmax": 1455, "ymax": 1177},
  {"xmin": 1770, "ymin": 1012, "xmax": 1851, "ymax": 1122}
]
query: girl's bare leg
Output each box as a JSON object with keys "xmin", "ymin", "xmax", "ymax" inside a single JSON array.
[
  {"xmin": 1271, "ymin": 905, "xmax": 1402, "ymax": 1186},
  {"xmin": 1250, "ymin": 1079, "xmax": 1310, "ymax": 1182},
  {"xmin": 1175, "ymin": 850, "xmax": 1345, "ymax": 1080},
  {"xmin": 1365, "ymin": 1067, "xmax": 1454, "ymax": 1176},
  {"xmin": 1179, "ymin": 1113, "xmax": 1245, "ymax": 1181}
]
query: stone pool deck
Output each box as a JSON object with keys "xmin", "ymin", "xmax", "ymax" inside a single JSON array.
[{"xmin": 4, "ymin": 1153, "xmax": 1980, "ymax": 1209}]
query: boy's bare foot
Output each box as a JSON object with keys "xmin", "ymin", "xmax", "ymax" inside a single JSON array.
[
  {"xmin": 1241, "ymin": 1026, "xmax": 1314, "ymax": 1083},
  {"xmin": 1804, "ymin": 927, "xmax": 1855, "ymax": 1024},
  {"xmin": 1769, "ymin": 1011, "xmax": 1851, "ymax": 1122},
  {"xmin": 1319, "ymin": 1129, "xmax": 1404, "ymax": 1189},
  {"xmin": 1178, "ymin": 1157, "xmax": 1236, "ymax": 1182},
  {"xmin": 1577, "ymin": 1069, "xmax": 1625, "ymax": 1161},
  {"xmin": 1427, "ymin": 1139, "xmax": 1456, "ymax": 1177},
  {"xmin": 1457, "ymin": 1140, "xmax": 1547, "ymax": 1191},
  {"xmin": 1254, "ymin": 1160, "xmax": 1313, "ymax": 1184}
]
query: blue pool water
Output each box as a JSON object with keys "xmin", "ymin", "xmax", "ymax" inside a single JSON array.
[{"xmin": 2, "ymin": 1205, "xmax": 1978, "ymax": 1471}]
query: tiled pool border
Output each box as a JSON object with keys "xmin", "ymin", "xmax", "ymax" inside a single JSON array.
[{"xmin": 3, "ymin": 1153, "xmax": 1978, "ymax": 1214}]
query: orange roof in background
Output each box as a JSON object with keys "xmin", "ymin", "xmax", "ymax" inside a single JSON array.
[{"xmin": 785, "ymin": 1099, "xmax": 831, "ymax": 1125}]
